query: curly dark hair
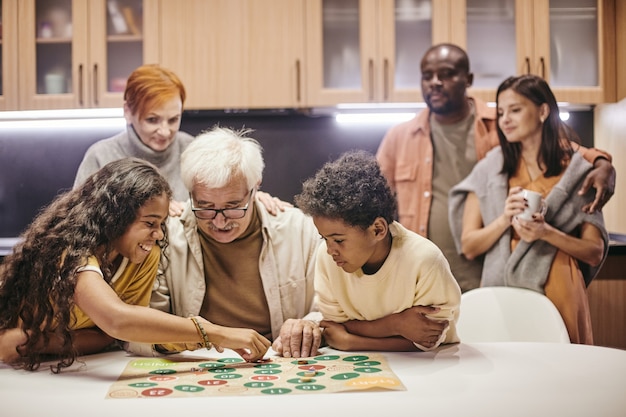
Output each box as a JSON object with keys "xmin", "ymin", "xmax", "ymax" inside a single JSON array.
[
  {"xmin": 0, "ymin": 157, "xmax": 171, "ymax": 372},
  {"xmin": 295, "ymin": 150, "xmax": 397, "ymax": 229}
]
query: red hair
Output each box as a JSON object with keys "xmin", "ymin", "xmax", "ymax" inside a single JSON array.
[{"xmin": 124, "ymin": 64, "xmax": 186, "ymax": 120}]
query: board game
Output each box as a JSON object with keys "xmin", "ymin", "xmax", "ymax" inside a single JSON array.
[{"xmin": 107, "ymin": 353, "xmax": 405, "ymax": 398}]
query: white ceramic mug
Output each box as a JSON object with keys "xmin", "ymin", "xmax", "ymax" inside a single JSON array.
[
  {"xmin": 44, "ymin": 73, "xmax": 66, "ymax": 94},
  {"xmin": 517, "ymin": 189, "xmax": 544, "ymax": 221}
]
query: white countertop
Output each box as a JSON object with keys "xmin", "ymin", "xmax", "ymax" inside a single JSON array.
[{"xmin": 1, "ymin": 342, "xmax": 625, "ymax": 417}]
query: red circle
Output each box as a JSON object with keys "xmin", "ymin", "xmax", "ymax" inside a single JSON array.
[{"xmin": 141, "ymin": 388, "xmax": 173, "ymax": 397}]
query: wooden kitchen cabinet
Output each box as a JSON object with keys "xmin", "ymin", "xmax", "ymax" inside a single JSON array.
[
  {"xmin": 0, "ymin": 0, "xmax": 18, "ymax": 110},
  {"xmin": 157, "ymin": 0, "xmax": 306, "ymax": 110},
  {"xmin": 305, "ymin": 0, "xmax": 456, "ymax": 107},
  {"xmin": 17, "ymin": 0, "xmax": 160, "ymax": 110},
  {"xmin": 457, "ymin": 0, "xmax": 616, "ymax": 104}
]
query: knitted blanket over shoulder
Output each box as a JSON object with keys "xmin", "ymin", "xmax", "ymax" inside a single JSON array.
[{"xmin": 449, "ymin": 147, "xmax": 608, "ymax": 292}]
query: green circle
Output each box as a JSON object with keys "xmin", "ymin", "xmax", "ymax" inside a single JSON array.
[
  {"xmin": 149, "ymin": 368, "xmax": 177, "ymax": 375},
  {"xmin": 199, "ymin": 362, "xmax": 225, "ymax": 369},
  {"xmin": 343, "ymin": 355, "xmax": 369, "ymax": 362},
  {"xmin": 209, "ymin": 367, "xmax": 236, "ymax": 374},
  {"xmin": 254, "ymin": 363, "xmax": 281, "ymax": 369},
  {"xmin": 331, "ymin": 372, "xmax": 360, "ymax": 380},
  {"xmin": 287, "ymin": 377, "xmax": 316, "ymax": 384},
  {"xmin": 261, "ymin": 387, "xmax": 292, "ymax": 395},
  {"xmin": 295, "ymin": 384, "xmax": 325, "ymax": 391},
  {"xmin": 291, "ymin": 359, "xmax": 318, "ymax": 365},
  {"xmin": 218, "ymin": 358, "xmax": 245, "ymax": 363},
  {"xmin": 355, "ymin": 360, "xmax": 381, "ymax": 367},
  {"xmin": 174, "ymin": 385, "xmax": 205, "ymax": 393},
  {"xmin": 254, "ymin": 368, "xmax": 282, "ymax": 375},
  {"xmin": 214, "ymin": 373, "xmax": 243, "ymax": 380},
  {"xmin": 297, "ymin": 370, "xmax": 325, "ymax": 377},
  {"xmin": 354, "ymin": 367, "xmax": 382, "ymax": 373},
  {"xmin": 244, "ymin": 381, "xmax": 274, "ymax": 388},
  {"xmin": 314, "ymin": 354, "xmax": 340, "ymax": 361},
  {"xmin": 128, "ymin": 382, "xmax": 158, "ymax": 388}
]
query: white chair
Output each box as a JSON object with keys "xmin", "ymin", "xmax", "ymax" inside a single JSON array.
[{"xmin": 456, "ymin": 286, "xmax": 570, "ymax": 343}]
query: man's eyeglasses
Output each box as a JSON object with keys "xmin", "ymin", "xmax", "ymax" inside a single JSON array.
[{"xmin": 191, "ymin": 189, "xmax": 254, "ymax": 220}]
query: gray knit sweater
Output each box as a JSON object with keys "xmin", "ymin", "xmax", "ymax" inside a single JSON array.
[
  {"xmin": 449, "ymin": 147, "xmax": 608, "ymax": 292},
  {"xmin": 73, "ymin": 126, "xmax": 194, "ymax": 201}
]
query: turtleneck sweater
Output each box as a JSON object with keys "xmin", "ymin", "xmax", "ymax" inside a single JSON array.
[{"xmin": 73, "ymin": 125, "xmax": 194, "ymax": 201}]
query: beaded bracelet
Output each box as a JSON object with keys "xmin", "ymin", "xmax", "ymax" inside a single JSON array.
[{"xmin": 190, "ymin": 317, "xmax": 212, "ymax": 349}]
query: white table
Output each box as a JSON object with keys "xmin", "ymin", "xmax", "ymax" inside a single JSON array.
[{"xmin": 1, "ymin": 342, "xmax": 625, "ymax": 417}]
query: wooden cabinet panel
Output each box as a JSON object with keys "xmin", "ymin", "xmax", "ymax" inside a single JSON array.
[
  {"xmin": 0, "ymin": 0, "xmax": 18, "ymax": 110},
  {"xmin": 158, "ymin": 0, "xmax": 305, "ymax": 110}
]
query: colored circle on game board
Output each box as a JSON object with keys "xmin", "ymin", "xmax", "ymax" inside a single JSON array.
[
  {"xmin": 198, "ymin": 379, "xmax": 228, "ymax": 386},
  {"xmin": 342, "ymin": 355, "xmax": 370, "ymax": 362},
  {"xmin": 254, "ymin": 362, "xmax": 280, "ymax": 369},
  {"xmin": 244, "ymin": 381, "xmax": 274, "ymax": 388},
  {"xmin": 298, "ymin": 364, "xmax": 325, "ymax": 370},
  {"xmin": 141, "ymin": 387, "xmax": 173, "ymax": 397},
  {"xmin": 149, "ymin": 368, "xmax": 177, "ymax": 375},
  {"xmin": 260, "ymin": 387, "xmax": 292, "ymax": 395},
  {"xmin": 287, "ymin": 377, "xmax": 316, "ymax": 384},
  {"xmin": 354, "ymin": 360, "xmax": 381, "ymax": 367},
  {"xmin": 217, "ymin": 358, "xmax": 245, "ymax": 363},
  {"xmin": 108, "ymin": 389, "xmax": 140, "ymax": 398},
  {"xmin": 254, "ymin": 368, "xmax": 282, "ymax": 375},
  {"xmin": 198, "ymin": 362, "xmax": 226, "ymax": 369},
  {"xmin": 251, "ymin": 375, "xmax": 279, "ymax": 381},
  {"xmin": 331, "ymin": 372, "xmax": 360, "ymax": 380},
  {"xmin": 354, "ymin": 367, "xmax": 382, "ymax": 373},
  {"xmin": 174, "ymin": 385, "xmax": 205, "ymax": 393},
  {"xmin": 214, "ymin": 373, "xmax": 243, "ymax": 380},
  {"xmin": 208, "ymin": 367, "xmax": 236, "ymax": 374},
  {"xmin": 295, "ymin": 384, "xmax": 325, "ymax": 391},
  {"xmin": 314, "ymin": 354, "xmax": 341, "ymax": 361},
  {"xmin": 148, "ymin": 375, "xmax": 178, "ymax": 382},
  {"xmin": 297, "ymin": 370, "xmax": 325, "ymax": 377},
  {"xmin": 128, "ymin": 382, "xmax": 158, "ymax": 388}
]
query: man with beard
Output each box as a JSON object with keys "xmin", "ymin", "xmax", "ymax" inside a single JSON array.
[{"xmin": 376, "ymin": 43, "xmax": 615, "ymax": 293}]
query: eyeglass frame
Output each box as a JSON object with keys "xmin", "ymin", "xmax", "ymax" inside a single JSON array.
[{"xmin": 190, "ymin": 188, "xmax": 255, "ymax": 220}]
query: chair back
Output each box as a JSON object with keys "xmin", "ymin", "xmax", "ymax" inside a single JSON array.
[{"xmin": 457, "ymin": 286, "xmax": 570, "ymax": 343}]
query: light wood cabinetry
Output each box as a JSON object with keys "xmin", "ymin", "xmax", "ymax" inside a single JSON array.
[
  {"xmin": 157, "ymin": 0, "xmax": 305, "ymax": 110},
  {"xmin": 17, "ymin": 0, "xmax": 159, "ymax": 110},
  {"xmin": 458, "ymin": 0, "xmax": 615, "ymax": 104},
  {"xmin": 305, "ymin": 0, "xmax": 455, "ymax": 107},
  {"xmin": 0, "ymin": 0, "xmax": 18, "ymax": 110}
]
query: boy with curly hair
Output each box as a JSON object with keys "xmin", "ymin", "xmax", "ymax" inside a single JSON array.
[{"xmin": 295, "ymin": 150, "xmax": 461, "ymax": 351}]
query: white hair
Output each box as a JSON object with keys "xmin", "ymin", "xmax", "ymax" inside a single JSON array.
[{"xmin": 181, "ymin": 126, "xmax": 264, "ymax": 191}]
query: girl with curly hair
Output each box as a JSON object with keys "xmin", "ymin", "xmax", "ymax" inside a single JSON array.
[
  {"xmin": 0, "ymin": 158, "xmax": 270, "ymax": 372},
  {"xmin": 295, "ymin": 150, "xmax": 461, "ymax": 352}
]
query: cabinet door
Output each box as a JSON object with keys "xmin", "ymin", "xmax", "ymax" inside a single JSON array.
[
  {"xmin": 530, "ymin": 0, "xmax": 615, "ymax": 103},
  {"xmin": 88, "ymin": 0, "xmax": 156, "ymax": 108},
  {"xmin": 463, "ymin": 0, "xmax": 615, "ymax": 104},
  {"xmin": 17, "ymin": 0, "xmax": 157, "ymax": 110},
  {"xmin": 158, "ymin": 0, "xmax": 305, "ymax": 110},
  {"xmin": 306, "ymin": 0, "xmax": 443, "ymax": 107},
  {"xmin": 18, "ymin": 0, "xmax": 87, "ymax": 110},
  {"xmin": 0, "ymin": 0, "xmax": 18, "ymax": 110}
]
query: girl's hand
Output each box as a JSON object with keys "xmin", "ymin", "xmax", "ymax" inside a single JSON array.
[{"xmin": 512, "ymin": 211, "xmax": 551, "ymax": 243}]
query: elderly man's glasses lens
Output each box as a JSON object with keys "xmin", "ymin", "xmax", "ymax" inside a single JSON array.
[{"xmin": 191, "ymin": 189, "xmax": 254, "ymax": 220}]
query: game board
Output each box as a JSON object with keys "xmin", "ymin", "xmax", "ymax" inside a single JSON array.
[{"xmin": 107, "ymin": 353, "xmax": 405, "ymax": 398}]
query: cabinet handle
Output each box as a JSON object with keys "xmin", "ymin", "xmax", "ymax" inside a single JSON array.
[
  {"xmin": 525, "ymin": 57, "xmax": 530, "ymax": 74},
  {"xmin": 383, "ymin": 58, "xmax": 389, "ymax": 101},
  {"xmin": 78, "ymin": 64, "xmax": 84, "ymax": 106},
  {"xmin": 93, "ymin": 64, "xmax": 99, "ymax": 106},
  {"xmin": 368, "ymin": 59, "xmax": 374, "ymax": 101},
  {"xmin": 539, "ymin": 57, "xmax": 545, "ymax": 79},
  {"xmin": 296, "ymin": 59, "xmax": 301, "ymax": 103}
]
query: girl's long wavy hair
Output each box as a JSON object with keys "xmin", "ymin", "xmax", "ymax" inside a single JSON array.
[
  {"xmin": 496, "ymin": 74, "xmax": 576, "ymax": 177},
  {"xmin": 0, "ymin": 158, "xmax": 171, "ymax": 372}
]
